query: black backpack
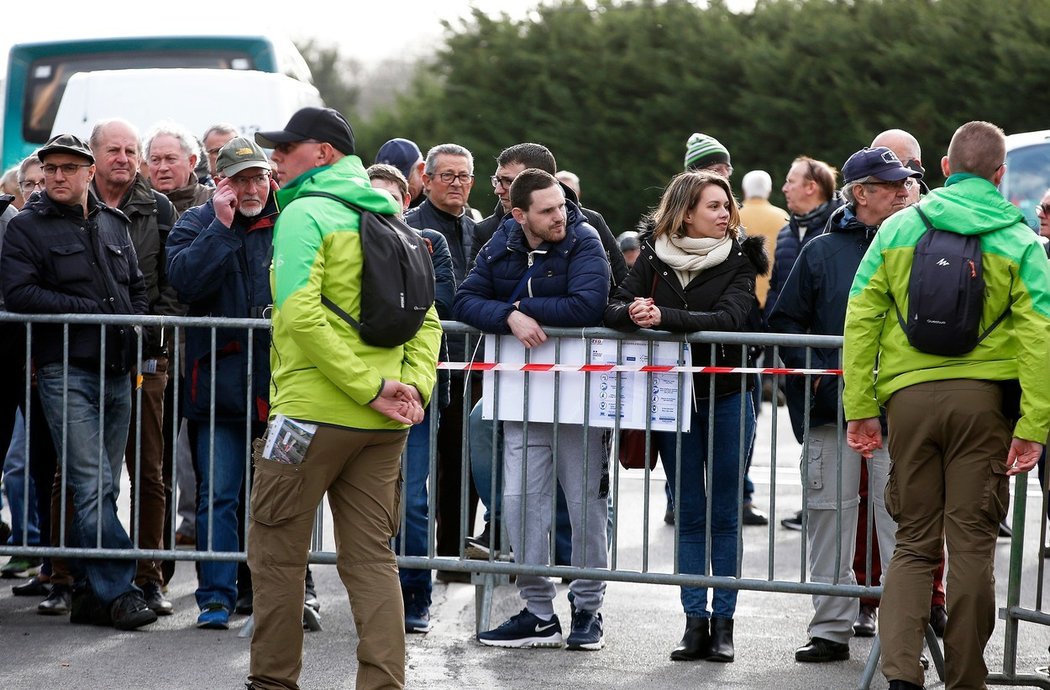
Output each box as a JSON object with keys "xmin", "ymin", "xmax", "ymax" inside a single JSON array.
[
  {"xmin": 295, "ymin": 192, "xmax": 435, "ymax": 348},
  {"xmin": 894, "ymin": 205, "xmax": 1009, "ymax": 356}
]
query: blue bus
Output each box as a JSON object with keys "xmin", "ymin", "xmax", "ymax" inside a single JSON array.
[{"xmin": 2, "ymin": 34, "xmax": 312, "ymax": 170}]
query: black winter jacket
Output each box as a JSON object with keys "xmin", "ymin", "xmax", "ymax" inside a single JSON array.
[
  {"xmin": 605, "ymin": 232, "xmax": 769, "ymax": 399},
  {"xmin": 764, "ymin": 195, "xmax": 843, "ymax": 321},
  {"xmin": 0, "ymin": 191, "xmax": 147, "ymax": 373}
]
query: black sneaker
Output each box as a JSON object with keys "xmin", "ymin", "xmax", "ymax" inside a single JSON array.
[
  {"xmin": 141, "ymin": 581, "xmax": 173, "ymax": 616},
  {"xmin": 780, "ymin": 510, "xmax": 803, "ymax": 531},
  {"xmin": 477, "ymin": 608, "xmax": 563, "ymax": 648},
  {"xmin": 565, "ymin": 609, "xmax": 604, "ymax": 651},
  {"xmin": 742, "ymin": 502, "xmax": 769, "ymax": 526},
  {"xmin": 795, "ymin": 637, "xmax": 850, "ymax": 663},
  {"xmin": 109, "ymin": 591, "xmax": 158, "ymax": 630},
  {"xmin": 465, "ymin": 522, "xmax": 496, "ymax": 559}
]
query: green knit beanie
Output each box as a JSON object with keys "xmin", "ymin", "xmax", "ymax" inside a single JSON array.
[{"xmin": 684, "ymin": 132, "xmax": 731, "ymax": 171}]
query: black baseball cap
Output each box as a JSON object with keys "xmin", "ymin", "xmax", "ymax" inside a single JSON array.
[
  {"xmin": 841, "ymin": 146, "xmax": 922, "ymax": 184},
  {"xmin": 255, "ymin": 107, "xmax": 356, "ymax": 156}
]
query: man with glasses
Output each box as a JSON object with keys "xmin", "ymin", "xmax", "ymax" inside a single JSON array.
[
  {"xmin": 166, "ymin": 137, "xmax": 278, "ymax": 630},
  {"xmin": 404, "ymin": 143, "xmax": 479, "ymax": 580},
  {"xmin": 770, "ymin": 146, "xmax": 920, "ymax": 665},
  {"xmin": 1, "ymin": 133, "xmax": 157, "ymax": 630},
  {"xmin": 16, "ymin": 154, "xmax": 44, "ymax": 206}
]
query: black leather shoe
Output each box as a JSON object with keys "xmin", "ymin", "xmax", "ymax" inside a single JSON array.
[
  {"xmin": 888, "ymin": 680, "xmax": 925, "ymax": 690},
  {"xmin": 854, "ymin": 604, "xmax": 877, "ymax": 637},
  {"xmin": 141, "ymin": 581, "xmax": 173, "ymax": 616},
  {"xmin": 304, "ymin": 567, "xmax": 320, "ymax": 612},
  {"xmin": 670, "ymin": 616, "xmax": 709, "ymax": 661},
  {"xmin": 12, "ymin": 575, "xmax": 51, "ymax": 597},
  {"xmin": 37, "ymin": 583, "xmax": 72, "ymax": 615},
  {"xmin": 70, "ymin": 588, "xmax": 109, "ymax": 625},
  {"xmin": 742, "ymin": 503, "xmax": 769, "ymax": 526},
  {"xmin": 929, "ymin": 604, "xmax": 947, "ymax": 637},
  {"xmin": 706, "ymin": 617, "xmax": 734, "ymax": 662},
  {"xmin": 109, "ymin": 591, "xmax": 157, "ymax": 630},
  {"xmin": 235, "ymin": 589, "xmax": 254, "ymax": 615},
  {"xmin": 795, "ymin": 636, "xmax": 850, "ymax": 662},
  {"xmin": 998, "ymin": 521, "xmax": 1012, "ymax": 538}
]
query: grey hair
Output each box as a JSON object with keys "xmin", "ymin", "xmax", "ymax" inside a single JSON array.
[
  {"xmin": 424, "ymin": 143, "xmax": 474, "ymax": 175},
  {"xmin": 202, "ymin": 122, "xmax": 240, "ymax": 141},
  {"xmin": 17, "ymin": 154, "xmax": 41, "ymax": 183},
  {"xmin": 741, "ymin": 170, "xmax": 773, "ymax": 199},
  {"xmin": 144, "ymin": 120, "xmax": 200, "ymax": 159},
  {"xmin": 841, "ymin": 180, "xmax": 866, "ymax": 205}
]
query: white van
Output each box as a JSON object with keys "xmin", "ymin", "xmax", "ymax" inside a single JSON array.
[
  {"xmin": 1000, "ymin": 129, "xmax": 1050, "ymax": 230},
  {"xmin": 50, "ymin": 67, "xmax": 323, "ymax": 145}
]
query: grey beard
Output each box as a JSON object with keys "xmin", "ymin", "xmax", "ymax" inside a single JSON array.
[{"xmin": 239, "ymin": 203, "xmax": 263, "ymax": 218}]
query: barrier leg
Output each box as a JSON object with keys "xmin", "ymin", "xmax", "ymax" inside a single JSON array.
[
  {"xmin": 924, "ymin": 623, "xmax": 944, "ymax": 681},
  {"xmin": 858, "ymin": 634, "xmax": 880, "ymax": 690}
]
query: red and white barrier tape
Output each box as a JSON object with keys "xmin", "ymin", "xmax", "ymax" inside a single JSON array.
[{"xmin": 436, "ymin": 362, "xmax": 842, "ymax": 376}]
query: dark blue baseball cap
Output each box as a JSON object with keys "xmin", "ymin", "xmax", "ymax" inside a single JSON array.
[
  {"xmin": 842, "ymin": 146, "xmax": 922, "ymax": 184},
  {"xmin": 375, "ymin": 138, "xmax": 422, "ymax": 179}
]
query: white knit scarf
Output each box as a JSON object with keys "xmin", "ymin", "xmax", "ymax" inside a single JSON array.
[{"xmin": 654, "ymin": 231, "xmax": 733, "ymax": 288}]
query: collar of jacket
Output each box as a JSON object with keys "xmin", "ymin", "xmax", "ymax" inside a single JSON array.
[{"xmin": 830, "ymin": 203, "xmax": 878, "ymax": 242}]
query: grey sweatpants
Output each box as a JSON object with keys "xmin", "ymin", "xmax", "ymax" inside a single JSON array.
[
  {"xmin": 502, "ymin": 421, "xmax": 609, "ymax": 618},
  {"xmin": 804, "ymin": 424, "xmax": 896, "ymax": 644}
]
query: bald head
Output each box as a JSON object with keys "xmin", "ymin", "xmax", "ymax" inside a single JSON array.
[{"xmin": 871, "ymin": 129, "xmax": 921, "ymax": 166}]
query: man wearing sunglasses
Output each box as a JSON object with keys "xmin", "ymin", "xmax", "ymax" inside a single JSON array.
[{"xmin": 1, "ymin": 133, "xmax": 156, "ymax": 630}]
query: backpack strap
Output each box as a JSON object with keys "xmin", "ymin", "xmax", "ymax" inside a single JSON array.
[
  {"xmin": 893, "ymin": 206, "xmax": 933, "ymax": 331},
  {"xmin": 291, "ymin": 191, "xmax": 373, "ymax": 332}
]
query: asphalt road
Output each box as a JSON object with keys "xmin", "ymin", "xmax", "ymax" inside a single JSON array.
[{"xmin": 1, "ymin": 401, "xmax": 1048, "ymax": 689}]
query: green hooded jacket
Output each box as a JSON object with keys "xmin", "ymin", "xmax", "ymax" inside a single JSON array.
[
  {"xmin": 843, "ymin": 174, "xmax": 1050, "ymax": 443},
  {"xmin": 268, "ymin": 155, "xmax": 442, "ymax": 430}
]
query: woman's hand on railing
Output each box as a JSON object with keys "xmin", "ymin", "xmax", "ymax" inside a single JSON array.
[{"xmin": 628, "ymin": 297, "xmax": 660, "ymax": 329}]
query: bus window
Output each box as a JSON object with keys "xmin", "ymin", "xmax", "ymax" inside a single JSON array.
[{"xmin": 2, "ymin": 35, "xmax": 312, "ymax": 170}]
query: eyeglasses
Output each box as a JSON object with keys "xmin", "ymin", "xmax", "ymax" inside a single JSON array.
[
  {"xmin": 1037, "ymin": 203, "xmax": 1050, "ymax": 218},
  {"xmin": 491, "ymin": 174, "xmax": 516, "ymax": 190},
  {"xmin": 434, "ymin": 171, "xmax": 473, "ymax": 185},
  {"xmin": 41, "ymin": 163, "xmax": 91, "ymax": 176},
  {"xmin": 19, "ymin": 179, "xmax": 45, "ymax": 193},
  {"xmin": 273, "ymin": 140, "xmax": 319, "ymax": 155},
  {"xmin": 227, "ymin": 173, "xmax": 271, "ymax": 189}
]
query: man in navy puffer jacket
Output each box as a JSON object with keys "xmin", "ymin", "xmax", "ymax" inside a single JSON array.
[{"xmin": 453, "ymin": 169, "xmax": 611, "ymax": 652}]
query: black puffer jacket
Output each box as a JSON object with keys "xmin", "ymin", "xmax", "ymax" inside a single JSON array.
[
  {"xmin": 1, "ymin": 191, "xmax": 147, "ymax": 373},
  {"xmin": 605, "ymin": 231, "xmax": 769, "ymax": 399}
]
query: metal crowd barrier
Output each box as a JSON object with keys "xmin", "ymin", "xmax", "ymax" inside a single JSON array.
[{"xmin": 0, "ymin": 313, "xmax": 1047, "ymax": 688}]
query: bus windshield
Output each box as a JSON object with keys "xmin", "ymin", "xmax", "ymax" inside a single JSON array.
[{"xmin": 2, "ymin": 35, "xmax": 311, "ymax": 169}]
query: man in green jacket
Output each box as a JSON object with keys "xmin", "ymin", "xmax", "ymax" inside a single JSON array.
[
  {"xmin": 246, "ymin": 107, "xmax": 442, "ymax": 690},
  {"xmin": 843, "ymin": 121, "xmax": 1050, "ymax": 690}
]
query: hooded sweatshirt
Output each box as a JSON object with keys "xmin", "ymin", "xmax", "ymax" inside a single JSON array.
[{"xmin": 843, "ymin": 174, "xmax": 1050, "ymax": 442}]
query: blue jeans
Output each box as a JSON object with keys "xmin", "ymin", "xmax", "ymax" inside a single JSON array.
[
  {"xmin": 195, "ymin": 421, "xmax": 248, "ymax": 611},
  {"xmin": 656, "ymin": 392, "xmax": 755, "ymax": 620},
  {"xmin": 469, "ymin": 400, "xmax": 573, "ymax": 564},
  {"xmin": 4, "ymin": 409, "xmax": 40, "ymax": 546},
  {"xmin": 36, "ymin": 363, "xmax": 137, "ymax": 606},
  {"xmin": 396, "ymin": 407, "xmax": 434, "ymax": 604}
]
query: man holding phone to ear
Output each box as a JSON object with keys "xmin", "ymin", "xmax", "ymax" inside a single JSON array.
[{"xmin": 165, "ymin": 137, "xmax": 278, "ymax": 630}]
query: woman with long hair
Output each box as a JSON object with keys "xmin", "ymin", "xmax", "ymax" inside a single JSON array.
[{"xmin": 605, "ymin": 170, "xmax": 767, "ymax": 662}]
